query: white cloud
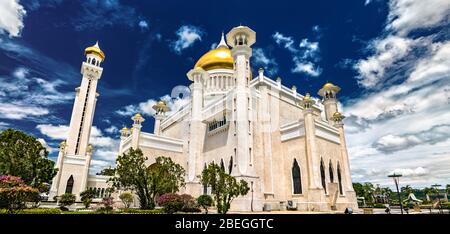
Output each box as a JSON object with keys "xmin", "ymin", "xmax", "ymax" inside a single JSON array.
[
  {"xmin": 170, "ymin": 25, "xmax": 204, "ymax": 54},
  {"xmin": 355, "ymin": 36, "xmax": 416, "ymax": 88},
  {"xmin": 104, "ymin": 126, "xmax": 119, "ymax": 134},
  {"xmin": 252, "ymin": 48, "xmax": 278, "ymax": 76},
  {"xmin": 389, "ymin": 167, "xmax": 428, "ymax": 177},
  {"xmin": 36, "ymin": 124, "xmax": 69, "ymax": 140},
  {"xmin": 0, "ymin": 67, "xmax": 72, "ymax": 120},
  {"xmin": 138, "ymin": 20, "xmax": 148, "ymax": 30},
  {"xmin": 387, "ymin": 0, "xmax": 450, "ymax": 36},
  {"xmin": 273, "ymin": 32, "xmax": 322, "ymax": 76},
  {"xmin": 0, "ymin": 0, "xmax": 26, "ymax": 37},
  {"xmin": 292, "ymin": 60, "xmax": 322, "ymax": 77},
  {"xmin": 272, "ymin": 32, "xmax": 297, "ymax": 53},
  {"xmin": 345, "ymin": 0, "xmax": 450, "ymax": 188}
]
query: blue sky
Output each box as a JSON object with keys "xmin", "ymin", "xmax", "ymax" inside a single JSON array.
[{"xmin": 0, "ymin": 0, "xmax": 449, "ymax": 188}]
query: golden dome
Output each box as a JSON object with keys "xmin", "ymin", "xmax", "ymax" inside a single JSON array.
[
  {"xmin": 194, "ymin": 33, "xmax": 234, "ymax": 71},
  {"xmin": 84, "ymin": 41, "xmax": 105, "ymax": 61},
  {"xmin": 194, "ymin": 47, "xmax": 234, "ymax": 71}
]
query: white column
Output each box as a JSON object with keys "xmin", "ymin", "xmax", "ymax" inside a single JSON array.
[
  {"xmin": 304, "ymin": 109, "xmax": 322, "ymax": 189},
  {"xmin": 187, "ymin": 69, "xmax": 207, "ymax": 182}
]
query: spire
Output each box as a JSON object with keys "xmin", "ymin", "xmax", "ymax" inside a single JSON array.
[
  {"xmin": 216, "ymin": 32, "xmax": 228, "ymax": 49},
  {"xmin": 94, "ymin": 41, "xmax": 99, "ymax": 48}
]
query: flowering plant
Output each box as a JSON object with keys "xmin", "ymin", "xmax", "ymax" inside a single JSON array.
[{"xmin": 0, "ymin": 175, "xmax": 39, "ymax": 213}]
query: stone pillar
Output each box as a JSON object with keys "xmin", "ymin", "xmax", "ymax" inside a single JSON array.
[
  {"xmin": 79, "ymin": 144, "xmax": 93, "ymax": 198},
  {"xmin": 186, "ymin": 68, "xmax": 207, "ymax": 182},
  {"xmin": 302, "ymin": 93, "xmax": 327, "ymax": 211},
  {"xmin": 332, "ymin": 112, "xmax": 354, "ymax": 191},
  {"xmin": 302, "ymin": 94, "xmax": 321, "ymax": 189},
  {"xmin": 49, "ymin": 141, "xmax": 66, "ymax": 200}
]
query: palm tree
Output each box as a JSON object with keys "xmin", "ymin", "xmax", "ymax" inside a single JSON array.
[
  {"xmin": 422, "ymin": 187, "xmax": 433, "ymax": 202},
  {"xmin": 362, "ymin": 183, "xmax": 375, "ymax": 204}
]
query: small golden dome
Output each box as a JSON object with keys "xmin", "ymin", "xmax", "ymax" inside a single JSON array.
[
  {"xmin": 85, "ymin": 41, "xmax": 105, "ymax": 61},
  {"xmin": 121, "ymin": 127, "xmax": 128, "ymax": 131},
  {"xmin": 323, "ymin": 82, "xmax": 336, "ymax": 89}
]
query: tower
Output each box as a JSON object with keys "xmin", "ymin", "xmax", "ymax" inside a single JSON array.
[
  {"xmin": 318, "ymin": 82, "xmax": 341, "ymax": 124},
  {"xmin": 49, "ymin": 42, "xmax": 105, "ymax": 200},
  {"xmin": 152, "ymin": 100, "xmax": 170, "ymax": 136},
  {"xmin": 186, "ymin": 67, "xmax": 208, "ymax": 184},
  {"xmin": 130, "ymin": 113, "xmax": 145, "ymax": 149},
  {"xmin": 226, "ymin": 25, "xmax": 256, "ymax": 175}
]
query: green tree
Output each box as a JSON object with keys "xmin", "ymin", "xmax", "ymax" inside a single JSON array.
[
  {"xmin": 200, "ymin": 162, "xmax": 249, "ymax": 214},
  {"xmin": 0, "ymin": 129, "xmax": 57, "ymax": 191},
  {"xmin": 119, "ymin": 192, "xmax": 134, "ymax": 208},
  {"xmin": 197, "ymin": 195, "xmax": 213, "ymax": 214},
  {"xmin": 59, "ymin": 193, "xmax": 76, "ymax": 209},
  {"xmin": 80, "ymin": 189, "xmax": 96, "ymax": 208},
  {"xmin": 112, "ymin": 148, "xmax": 185, "ymax": 209},
  {"xmin": 353, "ymin": 183, "xmax": 364, "ymax": 197},
  {"xmin": 147, "ymin": 156, "xmax": 185, "ymax": 204},
  {"xmin": 97, "ymin": 167, "xmax": 116, "ymax": 176}
]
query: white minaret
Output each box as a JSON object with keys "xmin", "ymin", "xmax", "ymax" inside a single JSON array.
[
  {"xmin": 226, "ymin": 26, "xmax": 255, "ymax": 175},
  {"xmin": 152, "ymin": 100, "xmax": 170, "ymax": 136},
  {"xmin": 186, "ymin": 67, "xmax": 208, "ymax": 183},
  {"xmin": 318, "ymin": 82, "xmax": 341, "ymax": 124},
  {"xmin": 49, "ymin": 42, "xmax": 105, "ymax": 201}
]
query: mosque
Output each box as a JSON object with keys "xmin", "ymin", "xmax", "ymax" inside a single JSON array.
[{"xmin": 49, "ymin": 25, "xmax": 358, "ymax": 211}]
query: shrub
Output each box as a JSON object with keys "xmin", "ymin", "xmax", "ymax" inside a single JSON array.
[
  {"xmin": 119, "ymin": 192, "xmax": 134, "ymax": 208},
  {"xmin": 197, "ymin": 195, "xmax": 213, "ymax": 214},
  {"xmin": 179, "ymin": 194, "xmax": 200, "ymax": 212},
  {"xmin": 157, "ymin": 193, "xmax": 183, "ymax": 214},
  {"xmin": 59, "ymin": 193, "xmax": 76, "ymax": 208},
  {"xmin": 0, "ymin": 176, "xmax": 40, "ymax": 213},
  {"xmin": 96, "ymin": 197, "xmax": 114, "ymax": 214},
  {"xmin": 80, "ymin": 189, "xmax": 96, "ymax": 208}
]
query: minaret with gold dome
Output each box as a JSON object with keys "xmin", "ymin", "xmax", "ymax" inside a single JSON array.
[{"xmin": 49, "ymin": 41, "xmax": 105, "ymax": 200}]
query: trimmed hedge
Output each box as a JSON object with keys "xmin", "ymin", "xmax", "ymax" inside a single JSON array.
[
  {"xmin": 120, "ymin": 208, "xmax": 163, "ymax": 214},
  {"xmin": 0, "ymin": 208, "xmax": 62, "ymax": 214}
]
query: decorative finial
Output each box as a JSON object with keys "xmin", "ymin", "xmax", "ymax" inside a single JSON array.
[{"xmin": 217, "ymin": 32, "xmax": 229, "ymax": 49}]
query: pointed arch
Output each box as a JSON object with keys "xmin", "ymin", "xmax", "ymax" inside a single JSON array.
[
  {"xmin": 65, "ymin": 175, "xmax": 74, "ymax": 194},
  {"xmin": 229, "ymin": 157, "xmax": 233, "ymax": 174},
  {"xmin": 320, "ymin": 159, "xmax": 327, "ymax": 194},
  {"xmin": 337, "ymin": 163, "xmax": 343, "ymax": 195},
  {"xmin": 292, "ymin": 159, "xmax": 302, "ymax": 194},
  {"xmin": 329, "ymin": 160, "xmax": 334, "ymax": 183}
]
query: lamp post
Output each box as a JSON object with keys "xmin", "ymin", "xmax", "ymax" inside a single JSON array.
[
  {"xmin": 388, "ymin": 173, "xmax": 403, "ymax": 214},
  {"xmin": 431, "ymin": 184, "xmax": 442, "ymax": 214}
]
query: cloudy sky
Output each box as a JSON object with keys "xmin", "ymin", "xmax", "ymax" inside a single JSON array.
[{"xmin": 0, "ymin": 0, "xmax": 449, "ymax": 188}]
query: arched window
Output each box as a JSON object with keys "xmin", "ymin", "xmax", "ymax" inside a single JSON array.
[
  {"xmin": 320, "ymin": 159, "xmax": 327, "ymax": 194},
  {"xmin": 65, "ymin": 175, "xmax": 74, "ymax": 194},
  {"xmin": 337, "ymin": 163, "xmax": 343, "ymax": 195},
  {"xmin": 329, "ymin": 161, "xmax": 334, "ymax": 183},
  {"xmin": 92, "ymin": 58, "xmax": 96, "ymax": 65},
  {"xmin": 220, "ymin": 159, "xmax": 225, "ymax": 171},
  {"xmin": 229, "ymin": 157, "xmax": 233, "ymax": 174},
  {"xmin": 101, "ymin": 188, "xmax": 105, "ymax": 198},
  {"xmin": 87, "ymin": 58, "xmax": 91, "ymax": 63},
  {"xmin": 203, "ymin": 163, "xmax": 207, "ymax": 195},
  {"xmin": 292, "ymin": 159, "xmax": 302, "ymax": 194}
]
